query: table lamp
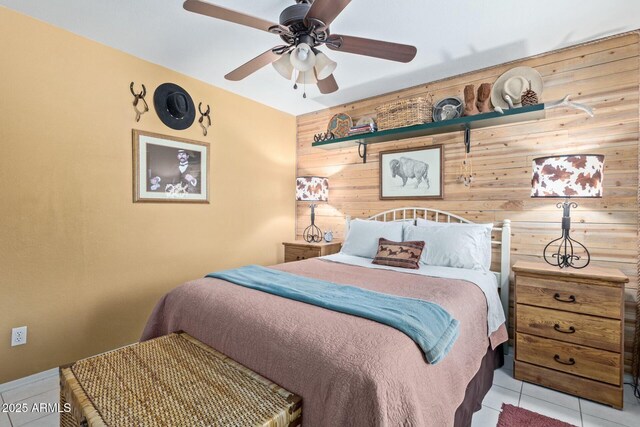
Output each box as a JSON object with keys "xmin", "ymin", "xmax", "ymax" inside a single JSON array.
[
  {"xmin": 296, "ymin": 176, "xmax": 329, "ymax": 243},
  {"xmin": 531, "ymin": 154, "xmax": 604, "ymax": 269}
]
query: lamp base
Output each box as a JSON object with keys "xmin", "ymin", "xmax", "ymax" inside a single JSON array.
[
  {"xmin": 303, "ymin": 224, "xmax": 323, "ymax": 243},
  {"xmin": 303, "ymin": 203, "xmax": 323, "ymax": 243},
  {"xmin": 543, "ymin": 201, "xmax": 590, "ymax": 269}
]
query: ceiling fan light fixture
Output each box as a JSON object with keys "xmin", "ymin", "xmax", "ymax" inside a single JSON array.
[
  {"xmin": 290, "ymin": 43, "xmax": 315, "ymax": 72},
  {"xmin": 183, "ymin": 0, "xmax": 418, "ymax": 97},
  {"xmin": 314, "ymin": 51, "xmax": 337, "ymax": 81},
  {"xmin": 272, "ymin": 52, "xmax": 294, "ymax": 79},
  {"xmin": 296, "ymin": 70, "xmax": 318, "ymax": 85}
]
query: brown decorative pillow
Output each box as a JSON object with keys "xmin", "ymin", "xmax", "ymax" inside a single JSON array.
[{"xmin": 372, "ymin": 238, "xmax": 425, "ymax": 269}]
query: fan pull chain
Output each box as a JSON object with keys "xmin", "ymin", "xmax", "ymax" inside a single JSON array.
[{"xmin": 290, "ymin": 70, "xmax": 308, "ymax": 98}]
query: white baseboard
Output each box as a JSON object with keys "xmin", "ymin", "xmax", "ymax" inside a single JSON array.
[
  {"xmin": 0, "ymin": 342, "xmax": 138, "ymax": 395},
  {"xmin": 0, "ymin": 368, "xmax": 58, "ymax": 393}
]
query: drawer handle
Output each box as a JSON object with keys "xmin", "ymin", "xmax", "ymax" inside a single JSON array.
[
  {"xmin": 553, "ymin": 293, "xmax": 576, "ymax": 303},
  {"xmin": 553, "ymin": 324, "xmax": 576, "ymax": 334},
  {"xmin": 296, "ymin": 256, "xmax": 301, "ymax": 260},
  {"xmin": 554, "ymin": 354, "xmax": 576, "ymax": 366}
]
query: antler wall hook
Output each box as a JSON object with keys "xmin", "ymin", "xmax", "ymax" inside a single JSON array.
[
  {"xmin": 198, "ymin": 102, "xmax": 212, "ymax": 136},
  {"xmin": 130, "ymin": 82, "xmax": 149, "ymax": 122}
]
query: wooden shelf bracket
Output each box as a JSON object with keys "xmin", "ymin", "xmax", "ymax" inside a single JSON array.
[
  {"xmin": 464, "ymin": 124, "xmax": 471, "ymax": 154},
  {"xmin": 358, "ymin": 143, "xmax": 368, "ymax": 163}
]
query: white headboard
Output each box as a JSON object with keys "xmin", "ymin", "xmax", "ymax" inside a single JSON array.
[{"xmin": 345, "ymin": 207, "xmax": 511, "ymax": 332}]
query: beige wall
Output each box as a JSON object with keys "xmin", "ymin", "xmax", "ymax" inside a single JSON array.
[
  {"xmin": 296, "ymin": 33, "xmax": 639, "ymax": 371},
  {"xmin": 0, "ymin": 8, "xmax": 296, "ymax": 384}
]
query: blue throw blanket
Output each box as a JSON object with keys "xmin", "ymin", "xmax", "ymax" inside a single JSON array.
[{"xmin": 206, "ymin": 265, "xmax": 459, "ymax": 364}]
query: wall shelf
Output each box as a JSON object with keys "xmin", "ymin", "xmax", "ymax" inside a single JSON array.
[{"xmin": 311, "ymin": 103, "xmax": 546, "ymax": 162}]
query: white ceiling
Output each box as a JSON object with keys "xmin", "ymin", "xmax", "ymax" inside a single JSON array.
[{"xmin": 2, "ymin": 0, "xmax": 639, "ymax": 115}]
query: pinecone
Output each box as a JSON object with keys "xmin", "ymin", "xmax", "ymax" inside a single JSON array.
[{"xmin": 521, "ymin": 80, "xmax": 539, "ymax": 106}]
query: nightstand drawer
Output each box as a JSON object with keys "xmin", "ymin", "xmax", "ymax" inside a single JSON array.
[
  {"xmin": 282, "ymin": 241, "xmax": 341, "ymax": 263},
  {"xmin": 516, "ymin": 276, "xmax": 622, "ymax": 318},
  {"xmin": 284, "ymin": 246, "xmax": 321, "ymax": 262},
  {"xmin": 514, "ymin": 361, "xmax": 623, "ymax": 409},
  {"xmin": 516, "ymin": 304, "xmax": 621, "ymax": 352},
  {"xmin": 517, "ymin": 333, "xmax": 621, "ymax": 385}
]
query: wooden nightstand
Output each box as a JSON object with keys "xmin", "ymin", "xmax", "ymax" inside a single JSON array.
[
  {"xmin": 282, "ymin": 240, "xmax": 342, "ymax": 263},
  {"xmin": 513, "ymin": 261, "xmax": 628, "ymax": 408}
]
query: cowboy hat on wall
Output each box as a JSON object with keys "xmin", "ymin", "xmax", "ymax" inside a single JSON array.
[
  {"xmin": 154, "ymin": 83, "xmax": 196, "ymax": 130},
  {"xmin": 490, "ymin": 66, "xmax": 543, "ymax": 110}
]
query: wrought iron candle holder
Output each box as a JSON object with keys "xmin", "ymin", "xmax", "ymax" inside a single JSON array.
[{"xmin": 313, "ymin": 132, "xmax": 334, "ymax": 143}]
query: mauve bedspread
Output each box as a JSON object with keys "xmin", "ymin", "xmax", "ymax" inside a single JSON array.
[{"xmin": 141, "ymin": 259, "xmax": 507, "ymax": 426}]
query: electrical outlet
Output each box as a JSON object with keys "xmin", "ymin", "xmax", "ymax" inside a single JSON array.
[{"xmin": 11, "ymin": 326, "xmax": 27, "ymax": 346}]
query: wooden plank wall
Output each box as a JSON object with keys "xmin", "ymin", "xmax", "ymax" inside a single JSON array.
[{"xmin": 296, "ymin": 32, "xmax": 639, "ymax": 371}]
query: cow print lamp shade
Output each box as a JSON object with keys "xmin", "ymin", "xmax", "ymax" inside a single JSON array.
[
  {"xmin": 296, "ymin": 177, "xmax": 329, "ymax": 243},
  {"xmin": 531, "ymin": 154, "xmax": 605, "ymax": 269}
]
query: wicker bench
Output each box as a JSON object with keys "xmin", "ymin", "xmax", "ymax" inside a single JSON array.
[{"xmin": 60, "ymin": 332, "xmax": 302, "ymax": 427}]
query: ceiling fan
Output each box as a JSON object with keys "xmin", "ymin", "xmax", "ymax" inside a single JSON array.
[{"xmin": 183, "ymin": 0, "xmax": 418, "ymax": 97}]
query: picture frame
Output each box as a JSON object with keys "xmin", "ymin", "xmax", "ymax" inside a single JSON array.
[
  {"xmin": 132, "ymin": 130, "xmax": 210, "ymax": 203},
  {"xmin": 379, "ymin": 145, "xmax": 444, "ymax": 200}
]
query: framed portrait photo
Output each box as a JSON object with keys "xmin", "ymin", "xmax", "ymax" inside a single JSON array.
[
  {"xmin": 132, "ymin": 130, "xmax": 209, "ymax": 203},
  {"xmin": 379, "ymin": 145, "xmax": 443, "ymax": 200}
]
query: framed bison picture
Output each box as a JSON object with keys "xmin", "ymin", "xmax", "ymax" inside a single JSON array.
[{"xmin": 379, "ymin": 145, "xmax": 443, "ymax": 200}]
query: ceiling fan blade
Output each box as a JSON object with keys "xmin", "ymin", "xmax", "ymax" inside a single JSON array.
[
  {"xmin": 304, "ymin": 0, "xmax": 351, "ymax": 27},
  {"xmin": 317, "ymin": 74, "xmax": 339, "ymax": 94},
  {"xmin": 327, "ymin": 34, "xmax": 417, "ymax": 63},
  {"xmin": 225, "ymin": 49, "xmax": 280, "ymax": 81},
  {"xmin": 183, "ymin": 0, "xmax": 278, "ymax": 32}
]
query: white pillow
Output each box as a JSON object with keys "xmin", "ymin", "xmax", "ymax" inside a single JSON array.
[
  {"xmin": 401, "ymin": 219, "xmax": 416, "ymax": 239},
  {"xmin": 404, "ymin": 223, "xmax": 493, "ymax": 271},
  {"xmin": 415, "ymin": 218, "xmax": 437, "ymax": 226},
  {"xmin": 341, "ymin": 219, "xmax": 404, "ymax": 258},
  {"xmin": 415, "ymin": 219, "xmax": 493, "ymax": 269}
]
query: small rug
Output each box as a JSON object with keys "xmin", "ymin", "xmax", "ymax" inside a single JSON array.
[{"xmin": 497, "ymin": 404, "xmax": 577, "ymax": 427}]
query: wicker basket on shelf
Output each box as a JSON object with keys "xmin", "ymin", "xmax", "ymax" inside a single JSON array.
[{"xmin": 375, "ymin": 96, "xmax": 433, "ymax": 130}]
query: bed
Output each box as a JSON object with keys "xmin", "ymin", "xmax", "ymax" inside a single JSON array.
[{"xmin": 141, "ymin": 208, "xmax": 511, "ymax": 426}]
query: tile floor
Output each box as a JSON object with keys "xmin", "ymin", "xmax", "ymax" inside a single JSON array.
[
  {"xmin": 473, "ymin": 353, "xmax": 640, "ymax": 427},
  {"xmin": 0, "ymin": 355, "xmax": 639, "ymax": 426},
  {"xmin": 0, "ymin": 373, "xmax": 59, "ymax": 427}
]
